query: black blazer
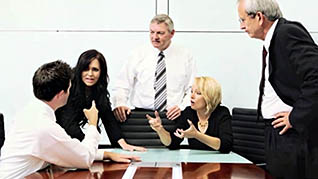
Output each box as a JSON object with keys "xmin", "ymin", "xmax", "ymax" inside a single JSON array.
[{"xmin": 268, "ymin": 18, "xmax": 318, "ymax": 138}]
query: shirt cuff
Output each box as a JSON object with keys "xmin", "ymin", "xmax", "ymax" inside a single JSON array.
[{"xmin": 95, "ymin": 149, "xmax": 104, "ymax": 161}]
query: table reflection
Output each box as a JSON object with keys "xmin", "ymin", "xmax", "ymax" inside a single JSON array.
[{"xmin": 26, "ymin": 162, "xmax": 272, "ymax": 179}]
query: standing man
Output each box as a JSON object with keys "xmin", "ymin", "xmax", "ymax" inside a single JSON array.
[
  {"xmin": 112, "ymin": 14, "xmax": 196, "ymax": 122},
  {"xmin": 0, "ymin": 113, "xmax": 4, "ymax": 151},
  {"xmin": 237, "ymin": 0, "xmax": 318, "ymax": 178},
  {"xmin": 0, "ymin": 60, "xmax": 139, "ymax": 179}
]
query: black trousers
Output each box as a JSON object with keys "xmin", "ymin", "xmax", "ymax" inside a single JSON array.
[{"xmin": 264, "ymin": 119, "xmax": 318, "ymax": 179}]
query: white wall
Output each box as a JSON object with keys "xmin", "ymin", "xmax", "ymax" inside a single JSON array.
[{"xmin": 1, "ymin": 0, "xmax": 317, "ymax": 144}]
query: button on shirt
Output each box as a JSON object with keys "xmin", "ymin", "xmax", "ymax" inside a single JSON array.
[
  {"xmin": 112, "ymin": 43, "xmax": 197, "ymax": 110},
  {"xmin": 262, "ymin": 19, "xmax": 293, "ymax": 119},
  {"xmin": 0, "ymin": 98, "xmax": 103, "ymax": 179}
]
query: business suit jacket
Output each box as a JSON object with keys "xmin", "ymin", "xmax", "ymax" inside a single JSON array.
[
  {"xmin": 268, "ymin": 18, "xmax": 318, "ymax": 176},
  {"xmin": 268, "ymin": 18, "xmax": 318, "ymax": 139}
]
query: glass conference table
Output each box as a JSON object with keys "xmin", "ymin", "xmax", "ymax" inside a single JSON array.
[{"xmin": 26, "ymin": 148, "xmax": 272, "ymax": 179}]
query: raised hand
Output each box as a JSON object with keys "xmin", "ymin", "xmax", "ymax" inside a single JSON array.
[
  {"xmin": 83, "ymin": 100, "xmax": 99, "ymax": 126},
  {"xmin": 146, "ymin": 111, "xmax": 163, "ymax": 132},
  {"xmin": 174, "ymin": 119, "xmax": 198, "ymax": 139}
]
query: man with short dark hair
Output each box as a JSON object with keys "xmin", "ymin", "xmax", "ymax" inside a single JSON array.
[{"xmin": 0, "ymin": 60, "xmax": 139, "ymax": 179}]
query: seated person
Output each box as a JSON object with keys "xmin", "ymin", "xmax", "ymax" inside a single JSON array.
[
  {"xmin": 0, "ymin": 60, "xmax": 139, "ymax": 179},
  {"xmin": 146, "ymin": 76, "xmax": 233, "ymax": 153},
  {"xmin": 55, "ymin": 49, "xmax": 145, "ymax": 152}
]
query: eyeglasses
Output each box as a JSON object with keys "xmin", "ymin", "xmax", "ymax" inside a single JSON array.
[{"xmin": 238, "ymin": 13, "xmax": 256, "ymax": 24}]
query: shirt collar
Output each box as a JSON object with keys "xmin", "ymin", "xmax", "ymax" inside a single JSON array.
[
  {"xmin": 264, "ymin": 19, "xmax": 278, "ymax": 52},
  {"xmin": 154, "ymin": 42, "xmax": 173, "ymax": 56},
  {"xmin": 33, "ymin": 97, "xmax": 57, "ymax": 122}
]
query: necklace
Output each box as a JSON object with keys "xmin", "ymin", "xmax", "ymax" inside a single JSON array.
[{"xmin": 198, "ymin": 120, "xmax": 209, "ymax": 133}]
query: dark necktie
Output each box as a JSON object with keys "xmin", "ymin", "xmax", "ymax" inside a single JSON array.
[
  {"xmin": 257, "ymin": 46, "xmax": 268, "ymax": 117},
  {"xmin": 154, "ymin": 51, "xmax": 167, "ymax": 112}
]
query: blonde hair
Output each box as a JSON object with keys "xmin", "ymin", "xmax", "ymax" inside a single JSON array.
[{"xmin": 194, "ymin": 76, "xmax": 222, "ymax": 114}]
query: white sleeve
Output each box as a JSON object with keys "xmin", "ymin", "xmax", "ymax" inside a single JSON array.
[
  {"xmin": 112, "ymin": 51, "xmax": 138, "ymax": 109},
  {"xmin": 33, "ymin": 124, "xmax": 101, "ymax": 169},
  {"xmin": 94, "ymin": 149, "xmax": 105, "ymax": 161},
  {"xmin": 179, "ymin": 52, "xmax": 197, "ymax": 110}
]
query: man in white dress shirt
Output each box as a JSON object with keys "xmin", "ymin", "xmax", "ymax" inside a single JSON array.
[
  {"xmin": 113, "ymin": 14, "xmax": 197, "ymax": 122},
  {"xmin": 0, "ymin": 60, "xmax": 139, "ymax": 179}
]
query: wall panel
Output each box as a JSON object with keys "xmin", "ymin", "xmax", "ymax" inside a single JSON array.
[{"xmin": 0, "ymin": 0, "xmax": 155, "ymax": 30}]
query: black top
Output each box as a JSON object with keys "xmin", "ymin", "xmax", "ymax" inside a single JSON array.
[
  {"xmin": 168, "ymin": 105, "xmax": 233, "ymax": 153},
  {"xmin": 55, "ymin": 94, "xmax": 122, "ymax": 147}
]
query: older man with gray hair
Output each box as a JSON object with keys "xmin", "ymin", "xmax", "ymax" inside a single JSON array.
[
  {"xmin": 113, "ymin": 14, "xmax": 196, "ymax": 122},
  {"xmin": 237, "ymin": 0, "xmax": 318, "ymax": 178}
]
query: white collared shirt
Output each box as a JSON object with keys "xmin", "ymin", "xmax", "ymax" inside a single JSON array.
[
  {"xmin": 262, "ymin": 20, "xmax": 293, "ymax": 119},
  {"xmin": 0, "ymin": 98, "xmax": 103, "ymax": 179},
  {"xmin": 112, "ymin": 43, "xmax": 197, "ymax": 110}
]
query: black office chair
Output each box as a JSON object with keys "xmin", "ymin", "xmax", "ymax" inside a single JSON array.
[
  {"xmin": 0, "ymin": 113, "xmax": 5, "ymax": 150},
  {"xmin": 120, "ymin": 111, "xmax": 177, "ymax": 147},
  {"xmin": 231, "ymin": 107, "xmax": 265, "ymax": 166}
]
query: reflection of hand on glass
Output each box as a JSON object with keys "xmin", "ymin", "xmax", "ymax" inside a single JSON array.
[
  {"xmin": 89, "ymin": 162, "xmax": 104, "ymax": 178},
  {"xmin": 183, "ymin": 163, "xmax": 221, "ymax": 179}
]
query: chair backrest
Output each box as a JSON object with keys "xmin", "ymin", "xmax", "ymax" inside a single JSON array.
[
  {"xmin": 231, "ymin": 107, "xmax": 265, "ymax": 165},
  {"xmin": 120, "ymin": 111, "xmax": 176, "ymax": 147},
  {"xmin": 0, "ymin": 113, "xmax": 4, "ymax": 149}
]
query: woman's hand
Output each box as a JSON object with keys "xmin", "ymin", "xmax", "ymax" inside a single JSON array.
[
  {"xmin": 174, "ymin": 119, "xmax": 198, "ymax": 139},
  {"xmin": 104, "ymin": 151, "xmax": 141, "ymax": 163},
  {"xmin": 118, "ymin": 139, "xmax": 147, "ymax": 152},
  {"xmin": 146, "ymin": 111, "xmax": 163, "ymax": 132}
]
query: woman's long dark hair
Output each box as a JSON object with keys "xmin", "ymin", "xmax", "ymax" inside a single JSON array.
[{"xmin": 68, "ymin": 49, "xmax": 111, "ymax": 126}]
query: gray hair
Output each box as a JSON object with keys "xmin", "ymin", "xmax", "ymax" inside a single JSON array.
[
  {"xmin": 238, "ymin": 0, "xmax": 283, "ymax": 21},
  {"xmin": 150, "ymin": 14, "xmax": 174, "ymax": 32}
]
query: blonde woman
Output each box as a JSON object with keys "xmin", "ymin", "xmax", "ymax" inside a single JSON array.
[{"xmin": 146, "ymin": 76, "xmax": 232, "ymax": 153}]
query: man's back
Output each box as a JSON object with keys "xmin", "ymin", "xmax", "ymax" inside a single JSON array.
[
  {"xmin": 0, "ymin": 98, "xmax": 100, "ymax": 178},
  {"xmin": 0, "ymin": 99, "xmax": 53, "ymax": 178}
]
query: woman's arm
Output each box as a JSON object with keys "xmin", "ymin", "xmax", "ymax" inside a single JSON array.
[
  {"xmin": 173, "ymin": 106, "xmax": 232, "ymax": 152},
  {"xmin": 102, "ymin": 105, "xmax": 146, "ymax": 151},
  {"xmin": 146, "ymin": 111, "xmax": 172, "ymax": 146}
]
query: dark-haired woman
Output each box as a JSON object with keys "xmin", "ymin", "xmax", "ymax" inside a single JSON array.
[{"xmin": 56, "ymin": 49, "xmax": 146, "ymax": 152}]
